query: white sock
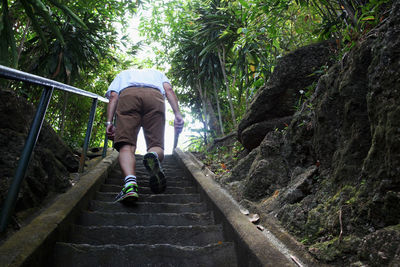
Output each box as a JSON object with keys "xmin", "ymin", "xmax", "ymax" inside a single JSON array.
[{"xmin": 124, "ymin": 175, "xmax": 137, "ymax": 186}]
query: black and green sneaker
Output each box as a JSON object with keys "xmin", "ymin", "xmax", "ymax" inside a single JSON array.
[
  {"xmin": 143, "ymin": 152, "xmax": 166, "ymax": 194},
  {"xmin": 114, "ymin": 183, "xmax": 139, "ymax": 204}
]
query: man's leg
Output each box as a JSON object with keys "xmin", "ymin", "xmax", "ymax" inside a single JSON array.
[
  {"xmin": 113, "ymin": 88, "xmax": 142, "ymax": 203},
  {"xmin": 143, "ymin": 146, "xmax": 166, "ymax": 194},
  {"xmin": 114, "ymin": 144, "xmax": 139, "ymax": 203},
  {"xmin": 119, "ymin": 144, "xmax": 136, "ymax": 176},
  {"xmin": 147, "ymin": 146, "xmax": 164, "ymax": 162},
  {"xmin": 141, "ymin": 88, "xmax": 166, "ymax": 193}
]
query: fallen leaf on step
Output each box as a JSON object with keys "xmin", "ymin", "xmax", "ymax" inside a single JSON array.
[
  {"xmin": 290, "ymin": 255, "xmax": 304, "ymax": 267},
  {"xmin": 249, "ymin": 214, "xmax": 260, "ymax": 223},
  {"xmin": 240, "ymin": 207, "xmax": 250, "ymax": 215}
]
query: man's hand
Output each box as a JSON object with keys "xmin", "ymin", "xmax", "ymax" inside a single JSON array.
[
  {"xmin": 164, "ymin": 82, "xmax": 184, "ymax": 135},
  {"xmin": 174, "ymin": 114, "xmax": 184, "ymax": 135},
  {"xmin": 106, "ymin": 124, "xmax": 116, "ymax": 140}
]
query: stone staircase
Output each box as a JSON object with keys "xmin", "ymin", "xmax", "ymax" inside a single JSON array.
[{"xmin": 52, "ymin": 155, "xmax": 238, "ymax": 266}]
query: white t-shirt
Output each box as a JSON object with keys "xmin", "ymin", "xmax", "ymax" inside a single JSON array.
[{"xmin": 105, "ymin": 68, "xmax": 171, "ymax": 98}]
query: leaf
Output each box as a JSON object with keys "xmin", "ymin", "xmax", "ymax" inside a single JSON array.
[
  {"xmin": 47, "ymin": 0, "xmax": 88, "ymax": 29},
  {"xmin": 362, "ymin": 16, "xmax": 375, "ymax": 21},
  {"xmin": 240, "ymin": 207, "xmax": 250, "ymax": 215},
  {"xmin": 290, "ymin": 255, "xmax": 304, "ymax": 267},
  {"xmin": 238, "ymin": 0, "xmax": 249, "ymax": 9},
  {"xmin": 249, "ymin": 214, "xmax": 260, "ymax": 223},
  {"xmin": 20, "ymin": 0, "xmax": 48, "ymax": 49},
  {"xmin": 29, "ymin": 0, "xmax": 65, "ymax": 45}
]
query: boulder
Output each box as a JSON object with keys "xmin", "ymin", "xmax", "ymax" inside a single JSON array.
[
  {"xmin": 0, "ymin": 89, "xmax": 78, "ymax": 219},
  {"xmin": 238, "ymin": 40, "xmax": 335, "ymax": 150},
  {"xmin": 240, "ymin": 116, "xmax": 292, "ymax": 151}
]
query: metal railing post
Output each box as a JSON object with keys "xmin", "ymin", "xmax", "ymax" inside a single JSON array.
[
  {"xmin": 78, "ymin": 98, "xmax": 98, "ymax": 173},
  {"xmin": 102, "ymin": 134, "xmax": 109, "ymax": 158},
  {"xmin": 0, "ymin": 86, "xmax": 54, "ymax": 232},
  {"xmin": 173, "ymin": 129, "xmax": 180, "ymax": 150}
]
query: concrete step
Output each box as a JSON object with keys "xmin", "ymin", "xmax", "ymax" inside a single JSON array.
[
  {"xmin": 108, "ymin": 171, "xmax": 187, "ymax": 180},
  {"xmin": 100, "ymin": 184, "xmax": 197, "ymax": 194},
  {"xmin": 54, "ymin": 242, "xmax": 237, "ymax": 267},
  {"xmin": 95, "ymin": 192, "xmax": 202, "ymax": 203},
  {"xmin": 68, "ymin": 225, "xmax": 224, "ymax": 246},
  {"xmin": 78, "ymin": 211, "xmax": 215, "ymax": 226},
  {"xmin": 104, "ymin": 178, "xmax": 193, "ymax": 187},
  {"xmin": 51, "ymin": 154, "xmax": 238, "ymax": 266},
  {"xmin": 88, "ymin": 200, "xmax": 208, "ymax": 213}
]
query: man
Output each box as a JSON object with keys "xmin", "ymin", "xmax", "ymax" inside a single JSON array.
[{"xmin": 105, "ymin": 68, "xmax": 184, "ymax": 203}]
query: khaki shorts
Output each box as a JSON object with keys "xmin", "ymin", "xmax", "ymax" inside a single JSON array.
[{"xmin": 114, "ymin": 87, "xmax": 165, "ymax": 151}]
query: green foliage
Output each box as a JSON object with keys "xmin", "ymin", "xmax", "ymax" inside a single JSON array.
[
  {"xmin": 139, "ymin": 0, "xmax": 323, "ymax": 147},
  {"xmin": 1, "ymin": 0, "xmax": 392, "ymax": 153},
  {"xmin": 201, "ymin": 140, "xmax": 244, "ymax": 176},
  {"xmin": 296, "ymin": 0, "xmax": 392, "ymax": 40},
  {"xmin": 0, "ymin": 0, "xmax": 17, "ymax": 67},
  {"xmin": 140, "ymin": 0, "xmax": 390, "ymax": 152},
  {"xmin": 1, "ymin": 0, "xmax": 142, "ymax": 149}
]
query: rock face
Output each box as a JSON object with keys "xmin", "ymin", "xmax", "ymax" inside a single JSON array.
[
  {"xmin": 0, "ymin": 90, "xmax": 78, "ymax": 221},
  {"xmin": 225, "ymin": 1, "xmax": 400, "ymax": 265},
  {"xmin": 238, "ymin": 41, "xmax": 335, "ymax": 151}
]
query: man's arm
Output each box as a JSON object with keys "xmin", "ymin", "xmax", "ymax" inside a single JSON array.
[
  {"xmin": 106, "ymin": 91, "xmax": 118, "ymax": 140},
  {"xmin": 164, "ymin": 82, "xmax": 184, "ymax": 134}
]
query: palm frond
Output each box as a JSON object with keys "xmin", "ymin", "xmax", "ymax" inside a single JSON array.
[
  {"xmin": 28, "ymin": 0, "xmax": 65, "ymax": 45},
  {"xmin": 47, "ymin": 0, "xmax": 88, "ymax": 30}
]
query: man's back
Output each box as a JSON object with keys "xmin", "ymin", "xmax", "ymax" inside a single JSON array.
[{"xmin": 106, "ymin": 68, "xmax": 170, "ymax": 98}]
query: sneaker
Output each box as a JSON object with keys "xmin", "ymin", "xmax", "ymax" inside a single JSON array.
[
  {"xmin": 143, "ymin": 152, "xmax": 166, "ymax": 194},
  {"xmin": 114, "ymin": 183, "xmax": 139, "ymax": 203}
]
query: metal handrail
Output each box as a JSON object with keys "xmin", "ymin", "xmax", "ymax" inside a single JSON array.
[
  {"xmin": 0, "ymin": 65, "xmax": 108, "ymax": 102},
  {"xmin": 0, "ymin": 64, "xmax": 109, "ymax": 232}
]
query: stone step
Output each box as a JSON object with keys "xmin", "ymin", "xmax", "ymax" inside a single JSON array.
[
  {"xmin": 100, "ymin": 184, "xmax": 197, "ymax": 194},
  {"xmin": 88, "ymin": 200, "xmax": 208, "ymax": 213},
  {"xmin": 95, "ymin": 192, "xmax": 202, "ymax": 203},
  {"xmin": 115, "ymin": 154, "xmax": 176, "ymax": 161},
  {"xmin": 108, "ymin": 171, "xmax": 187, "ymax": 180},
  {"xmin": 54, "ymin": 242, "xmax": 237, "ymax": 267},
  {"xmin": 108, "ymin": 164, "xmax": 185, "ymax": 171},
  {"xmin": 104, "ymin": 178, "xmax": 193, "ymax": 187},
  {"xmin": 51, "ymin": 154, "xmax": 239, "ymax": 266},
  {"xmin": 78, "ymin": 211, "xmax": 215, "ymax": 226},
  {"xmin": 68, "ymin": 225, "xmax": 224, "ymax": 246}
]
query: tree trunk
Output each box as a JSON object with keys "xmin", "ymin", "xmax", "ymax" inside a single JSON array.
[
  {"xmin": 17, "ymin": 19, "xmax": 30, "ymax": 63},
  {"xmin": 196, "ymin": 78, "xmax": 208, "ymax": 144},
  {"xmin": 206, "ymin": 97, "xmax": 219, "ymax": 136},
  {"xmin": 57, "ymin": 68, "xmax": 70, "ymax": 138},
  {"xmin": 212, "ymin": 77, "xmax": 224, "ymax": 135},
  {"xmin": 59, "ymin": 91, "xmax": 68, "ymax": 137},
  {"xmin": 245, "ymin": 64, "xmax": 250, "ymax": 111},
  {"xmin": 218, "ymin": 45, "xmax": 237, "ymax": 128}
]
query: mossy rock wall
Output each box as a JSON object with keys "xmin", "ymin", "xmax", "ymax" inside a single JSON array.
[
  {"xmin": 0, "ymin": 89, "xmax": 79, "ymax": 228},
  {"xmin": 226, "ymin": 1, "xmax": 400, "ymax": 265}
]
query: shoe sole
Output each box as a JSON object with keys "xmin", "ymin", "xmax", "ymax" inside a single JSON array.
[
  {"xmin": 115, "ymin": 192, "xmax": 139, "ymax": 204},
  {"xmin": 143, "ymin": 153, "xmax": 166, "ymax": 194}
]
